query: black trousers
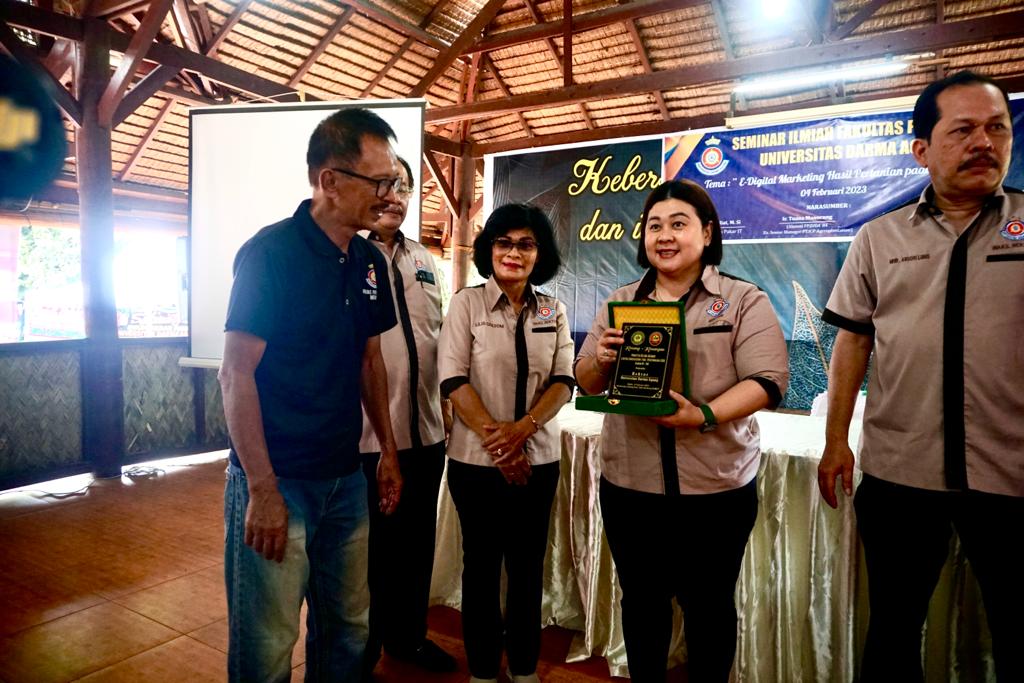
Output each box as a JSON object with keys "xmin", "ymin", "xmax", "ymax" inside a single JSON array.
[
  {"xmin": 362, "ymin": 441, "xmax": 446, "ymax": 666},
  {"xmin": 600, "ymin": 476, "xmax": 758, "ymax": 683},
  {"xmin": 855, "ymin": 474, "xmax": 1024, "ymax": 683},
  {"xmin": 446, "ymin": 458, "xmax": 560, "ymax": 679}
]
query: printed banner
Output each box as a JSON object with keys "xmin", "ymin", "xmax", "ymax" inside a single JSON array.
[
  {"xmin": 490, "ymin": 99, "xmax": 1024, "ymax": 408},
  {"xmin": 666, "ymin": 99, "xmax": 1024, "ymax": 241},
  {"xmin": 666, "ymin": 112, "xmax": 931, "ymax": 240}
]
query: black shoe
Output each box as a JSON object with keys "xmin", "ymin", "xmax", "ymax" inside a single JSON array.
[{"xmin": 387, "ymin": 639, "xmax": 458, "ymax": 673}]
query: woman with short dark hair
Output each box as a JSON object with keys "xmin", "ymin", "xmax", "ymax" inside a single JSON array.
[
  {"xmin": 575, "ymin": 180, "xmax": 789, "ymax": 683},
  {"xmin": 438, "ymin": 203, "xmax": 574, "ymax": 683}
]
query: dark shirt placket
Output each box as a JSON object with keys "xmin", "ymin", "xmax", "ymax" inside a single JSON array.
[{"xmin": 390, "ymin": 255, "xmax": 423, "ymax": 450}]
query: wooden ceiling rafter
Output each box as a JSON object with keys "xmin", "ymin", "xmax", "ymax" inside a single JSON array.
[
  {"xmin": 423, "ymin": 150, "xmax": 458, "ymax": 216},
  {"xmin": 358, "ymin": 0, "xmax": 456, "ymax": 97},
  {"xmin": 460, "ymin": 52, "xmax": 483, "ymax": 142},
  {"xmin": 624, "ymin": 18, "xmax": 669, "ymax": 121},
  {"xmin": 562, "ymin": 0, "xmax": 572, "ymax": 88},
  {"xmin": 519, "ymin": 0, "xmax": 593, "ymax": 130},
  {"xmin": 464, "ymin": 0, "xmax": 705, "ymax": 55},
  {"xmin": 709, "ymin": 0, "xmax": 749, "ymax": 113},
  {"xmin": 170, "ymin": 0, "xmax": 216, "ymax": 96},
  {"xmin": 337, "ymin": 0, "xmax": 449, "ymax": 51},
  {"xmin": 800, "ymin": 0, "xmax": 828, "ymax": 45},
  {"xmin": 0, "ymin": 18, "xmax": 82, "ymax": 125},
  {"xmin": 119, "ymin": 97, "xmax": 175, "ymax": 181},
  {"xmin": 409, "ymin": 0, "xmax": 507, "ymax": 98},
  {"xmin": 828, "ymin": 0, "xmax": 894, "ymax": 41},
  {"xmin": 427, "ymin": 9, "xmax": 1024, "ymax": 124},
  {"xmin": 288, "ymin": 6, "xmax": 356, "ymax": 88},
  {"xmin": 481, "ymin": 53, "xmax": 533, "ymax": 137},
  {"xmin": 113, "ymin": 63, "xmax": 179, "ymax": 125},
  {"xmin": 205, "ymin": 0, "xmax": 253, "ymax": 57},
  {"xmin": 97, "ymin": 0, "xmax": 174, "ymax": 125},
  {"xmin": 43, "ymin": 37, "xmax": 75, "ymax": 82},
  {"xmin": 86, "ymin": 0, "xmax": 151, "ymax": 20}
]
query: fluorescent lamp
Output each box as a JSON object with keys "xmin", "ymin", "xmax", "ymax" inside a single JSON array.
[
  {"xmin": 725, "ymin": 94, "xmax": 919, "ymax": 129},
  {"xmin": 734, "ymin": 61, "xmax": 910, "ymax": 96}
]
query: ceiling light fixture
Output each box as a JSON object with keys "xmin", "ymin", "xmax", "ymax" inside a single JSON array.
[{"xmin": 734, "ymin": 60, "xmax": 910, "ymax": 96}]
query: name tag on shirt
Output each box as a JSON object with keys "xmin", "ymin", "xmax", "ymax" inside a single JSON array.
[{"xmin": 415, "ymin": 269, "xmax": 436, "ymax": 285}]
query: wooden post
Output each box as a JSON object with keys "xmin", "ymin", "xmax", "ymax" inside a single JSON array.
[
  {"xmin": 76, "ymin": 18, "xmax": 124, "ymax": 477},
  {"xmin": 453, "ymin": 150, "xmax": 476, "ymax": 292}
]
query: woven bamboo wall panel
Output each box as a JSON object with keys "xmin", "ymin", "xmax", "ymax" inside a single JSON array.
[
  {"xmin": 122, "ymin": 343, "xmax": 194, "ymax": 455},
  {"xmin": 204, "ymin": 369, "xmax": 228, "ymax": 447},
  {"xmin": 0, "ymin": 351, "xmax": 83, "ymax": 479}
]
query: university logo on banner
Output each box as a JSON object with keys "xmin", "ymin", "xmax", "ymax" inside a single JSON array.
[{"xmin": 696, "ymin": 137, "xmax": 729, "ymax": 176}]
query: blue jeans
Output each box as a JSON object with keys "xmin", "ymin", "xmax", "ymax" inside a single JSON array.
[{"xmin": 225, "ymin": 463, "xmax": 370, "ymax": 683}]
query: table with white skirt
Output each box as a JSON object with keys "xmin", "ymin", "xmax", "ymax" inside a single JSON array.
[{"xmin": 429, "ymin": 404, "xmax": 994, "ymax": 682}]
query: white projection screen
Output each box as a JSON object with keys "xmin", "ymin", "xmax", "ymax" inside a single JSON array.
[{"xmin": 188, "ymin": 99, "xmax": 425, "ymax": 363}]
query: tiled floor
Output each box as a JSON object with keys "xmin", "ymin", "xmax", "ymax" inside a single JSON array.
[{"xmin": 0, "ymin": 453, "xmax": 681, "ymax": 682}]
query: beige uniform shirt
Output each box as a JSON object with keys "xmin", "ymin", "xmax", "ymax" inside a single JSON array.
[
  {"xmin": 438, "ymin": 277, "xmax": 576, "ymax": 467},
  {"xmin": 576, "ymin": 266, "xmax": 789, "ymax": 495},
  {"xmin": 359, "ymin": 231, "xmax": 445, "ymax": 453},
  {"xmin": 824, "ymin": 186, "xmax": 1024, "ymax": 497}
]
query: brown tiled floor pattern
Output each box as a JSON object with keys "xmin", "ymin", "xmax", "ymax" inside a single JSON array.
[{"xmin": 0, "ymin": 455, "xmax": 686, "ymax": 682}]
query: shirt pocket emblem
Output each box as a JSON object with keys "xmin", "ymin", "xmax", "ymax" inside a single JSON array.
[
  {"xmin": 706, "ymin": 298, "xmax": 729, "ymax": 318},
  {"xmin": 1000, "ymin": 219, "xmax": 1024, "ymax": 241},
  {"xmin": 536, "ymin": 305, "xmax": 556, "ymax": 321}
]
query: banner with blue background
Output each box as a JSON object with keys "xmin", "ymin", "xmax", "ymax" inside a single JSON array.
[{"xmin": 489, "ymin": 99, "xmax": 1024, "ymax": 409}]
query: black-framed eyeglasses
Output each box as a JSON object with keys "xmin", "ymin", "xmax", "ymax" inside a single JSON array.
[
  {"xmin": 493, "ymin": 237, "xmax": 538, "ymax": 254},
  {"xmin": 331, "ymin": 167, "xmax": 404, "ymax": 198}
]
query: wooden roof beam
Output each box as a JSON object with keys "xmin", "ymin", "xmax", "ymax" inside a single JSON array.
[
  {"xmin": 289, "ymin": 7, "xmax": 355, "ymax": 87},
  {"xmin": 337, "ymin": 0, "xmax": 447, "ymax": 51},
  {"xmin": 562, "ymin": 0, "xmax": 572, "ymax": 87},
  {"xmin": 410, "ymin": 0, "xmax": 506, "ymax": 98},
  {"xmin": 520, "ymin": 0, "xmax": 591, "ymax": 129},
  {"xmin": 0, "ymin": 0, "xmax": 291, "ymax": 102},
  {"xmin": 119, "ymin": 97, "xmax": 175, "ymax": 181},
  {"xmin": 0, "ymin": 19, "xmax": 82, "ymax": 125},
  {"xmin": 43, "ymin": 37, "xmax": 75, "ymax": 82},
  {"xmin": 423, "ymin": 151, "xmax": 458, "ymax": 215},
  {"xmin": 481, "ymin": 54, "xmax": 533, "ymax": 138},
  {"xmin": 86, "ymin": 0, "xmax": 150, "ymax": 20},
  {"xmin": 709, "ymin": 0, "xmax": 748, "ymax": 112},
  {"xmin": 170, "ymin": 0, "xmax": 216, "ymax": 95},
  {"xmin": 425, "ymin": 133, "xmax": 468, "ymax": 158},
  {"xmin": 361, "ymin": 0, "xmax": 455, "ymax": 96},
  {"xmin": 624, "ymin": 19, "xmax": 669, "ymax": 121},
  {"xmin": 97, "ymin": 0, "xmax": 174, "ymax": 125},
  {"xmin": 206, "ymin": 0, "xmax": 252, "ymax": 56},
  {"xmin": 429, "ymin": 10, "xmax": 1024, "ymax": 123},
  {"xmin": 827, "ymin": 0, "xmax": 893, "ymax": 42},
  {"xmin": 464, "ymin": 0, "xmax": 704, "ymax": 55},
  {"xmin": 113, "ymin": 63, "xmax": 178, "ymax": 125}
]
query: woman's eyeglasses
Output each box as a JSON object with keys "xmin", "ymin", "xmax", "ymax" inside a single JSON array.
[{"xmin": 492, "ymin": 237, "xmax": 538, "ymax": 254}]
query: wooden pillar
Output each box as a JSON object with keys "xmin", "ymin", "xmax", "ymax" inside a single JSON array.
[
  {"xmin": 76, "ymin": 19, "xmax": 124, "ymax": 477},
  {"xmin": 453, "ymin": 151, "xmax": 476, "ymax": 292}
]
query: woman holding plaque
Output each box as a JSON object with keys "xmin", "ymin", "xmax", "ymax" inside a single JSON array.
[
  {"xmin": 438, "ymin": 203, "xmax": 575, "ymax": 683},
  {"xmin": 574, "ymin": 180, "xmax": 788, "ymax": 683}
]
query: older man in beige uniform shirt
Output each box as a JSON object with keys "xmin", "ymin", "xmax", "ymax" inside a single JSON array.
[
  {"xmin": 359, "ymin": 158, "xmax": 455, "ymax": 677},
  {"xmin": 819, "ymin": 71, "xmax": 1023, "ymax": 681}
]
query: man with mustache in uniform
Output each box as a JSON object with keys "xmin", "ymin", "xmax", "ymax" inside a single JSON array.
[{"xmin": 818, "ymin": 71, "xmax": 1024, "ymax": 681}]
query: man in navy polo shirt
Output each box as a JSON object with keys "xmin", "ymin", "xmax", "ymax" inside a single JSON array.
[{"xmin": 219, "ymin": 107, "xmax": 404, "ymax": 683}]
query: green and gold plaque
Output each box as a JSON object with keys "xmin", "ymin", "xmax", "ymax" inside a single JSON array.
[{"xmin": 576, "ymin": 301, "xmax": 690, "ymax": 416}]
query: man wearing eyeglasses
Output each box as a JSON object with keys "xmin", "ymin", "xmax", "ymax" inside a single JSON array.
[
  {"xmin": 359, "ymin": 156, "xmax": 457, "ymax": 679},
  {"xmin": 220, "ymin": 107, "xmax": 404, "ymax": 683}
]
